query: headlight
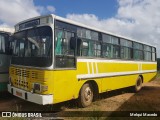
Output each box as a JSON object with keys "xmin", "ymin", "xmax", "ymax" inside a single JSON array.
[
  {"xmin": 32, "ymin": 83, "xmax": 48, "ymax": 93},
  {"xmin": 34, "ymin": 83, "xmax": 41, "ymax": 91}
]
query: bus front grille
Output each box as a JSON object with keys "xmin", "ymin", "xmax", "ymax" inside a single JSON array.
[
  {"xmin": 14, "ymin": 79, "xmax": 29, "ymax": 90},
  {"xmin": 15, "ymin": 68, "xmax": 30, "ymax": 78},
  {"xmin": 10, "ymin": 67, "xmax": 31, "ymax": 91},
  {"xmin": 10, "ymin": 67, "xmax": 45, "ymax": 90},
  {"xmin": 10, "ymin": 67, "xmax": 40, "ymax": 79}
]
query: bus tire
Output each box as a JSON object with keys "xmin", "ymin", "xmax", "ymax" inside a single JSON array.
[
  {"xmin": 134, "ymin": 76, "xmax": 143, "ymax": 92},
  {"xmin": 78, "ymin": 83, "xmax": 93, "ymax": 107}
]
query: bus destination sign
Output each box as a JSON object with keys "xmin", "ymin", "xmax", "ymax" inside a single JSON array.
[{"xmin": 19, "ymin": 19, "xmax": 40, "ymax": 30}]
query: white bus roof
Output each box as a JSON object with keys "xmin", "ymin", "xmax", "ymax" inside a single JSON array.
[
  {"xmin": 15, "ymin": 14, "xmax": 155, "ymax": 47},
  {"xmin": 0, "ymin": 27, "xmax": 14, "ymax": 34}
]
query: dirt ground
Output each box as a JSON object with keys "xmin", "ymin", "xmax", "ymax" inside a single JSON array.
[{"xmin": 0, "ymin": 77, "xmax": 160, "ymax": 119}]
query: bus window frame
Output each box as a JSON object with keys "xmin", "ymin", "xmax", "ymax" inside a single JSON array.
[
  {"xmin": 54, "ymin": 19, "xmax": 157, "ymax": 66},
  {"xmin": 54, "ymin": 24, "xmax": 77, "ymax": 69},
  {"xmin": 11, "ymin": 26, "xmax": 53, "ymax": 67}
]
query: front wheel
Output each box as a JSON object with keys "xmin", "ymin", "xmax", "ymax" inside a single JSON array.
[{"xmin": 78, "ymin": 83, "xmax": 93, "ymax": 107}]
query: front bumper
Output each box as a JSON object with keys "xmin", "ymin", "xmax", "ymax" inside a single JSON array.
[{"xmin": 8, "ymin": 84, "xmax": 53, "ymax": 105}]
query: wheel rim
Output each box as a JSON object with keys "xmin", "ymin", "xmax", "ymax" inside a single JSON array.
[
  {"xmin": 84, "ymin": 86, "xmax": 92, "ymax": 102},
  {"xmin": 137, "ymin": 79, "xmax": 141, "ymax": 86},
  {"xmin": 136, "ymin": 77, "xmax": 142, "ymax": 90}
]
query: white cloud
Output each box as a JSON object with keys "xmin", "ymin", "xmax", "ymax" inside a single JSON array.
[
  {"xmin": 0, "ymin": 23, "xmax": 10, "ymax": 28},
  {"xmin": 47, "ymin": 6, "xmax": 56, "ymax": 13},
  {"xmin": 0, "ymin": 0, "xmax": 39, "ymax": 26},
  {"xmin": 36, "ymin": 5, "xmax": 55, "ymax": 15},
  {"xmin": 0, "ymin": 0, "xmax": 55, "ymax": 27},
  {"xmin": 66, "ymin": 0, "xmax": 160, "ymax": 57}
]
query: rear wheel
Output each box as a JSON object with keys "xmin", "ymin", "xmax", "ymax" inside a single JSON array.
[
  {"xmin": 134, "ymin": 76, "xmax": 143, "ymax": 92},
  {"xmin": 78, "ymin": 83, "xmax": 93, "ymax": 107}
]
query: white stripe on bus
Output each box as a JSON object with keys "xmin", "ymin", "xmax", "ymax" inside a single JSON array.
[
  {"xmin": 95, "ymin": 62, "xmax": 98, "ymax": 74},
  {"xmin": 87, "ymin": 62, "xmax": 90, "ymax": 74},
  {"xmin": 77, "ymin": 59, "xmax": 157, "ymax": 64},
  {"xmin": 77, "ymin": 70, "xmax": 157, "ymax": 79},
  {"xmin": 91, "ymin": 62, "xmax": 94, "ymax": 74}
]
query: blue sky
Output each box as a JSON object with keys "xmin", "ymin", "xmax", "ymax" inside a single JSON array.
[{"xmin": 34, "ymin": 0, "xmax": 118, "ymax": 19}]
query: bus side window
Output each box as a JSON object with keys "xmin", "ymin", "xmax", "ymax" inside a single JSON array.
[
  {"xmin": 55, "ymin": 30, "xmax": 63, "ymax": 55},
  {"xmin": 63, "ymin": 31, "xmax": 75, "ymax": 55},
  {"xmin": 88, "ymin": 41, "xmax": 94, "ymax": 57},
  {"xmin": 55, "ymin": 28, "xmax": 76, "ymax": 68},
  {"xmin": 102, "ymin": 44, "xmax": 112, "ymax": 58},
  {"xmin": 0, "ymin": 34, "xmax": 5, "ymax": 53},
  {"xmin": 81, "ymin": 41, "xmax": 89, "ymax": 56}
]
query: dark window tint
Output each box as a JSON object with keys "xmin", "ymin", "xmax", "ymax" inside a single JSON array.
[
  {"xmin": 121, "ymin": 47, "xmax": 132, "ymax": 59},
  {"xmin": 12, "ymin": 26, "xmax": 52, "ymax": 67},
  {"xmin": 120, "ymin": 39, "xmax": 132, "ymax": 47},
  {"xmin": 102, "ymin": 44, "xmax": 120, "ymax": 59},
  {"xmin": 0, "ymin": 34, "xmax": 6, "ymax": 53},
  {"xmin": 55, "ymin": 28, "xmax": 76, "ymax": 68},
  {"xmin": 133, "ymin": 42, "xmax": 143, "ymax": 50},
  {"xmin": 133, "ymin": 50, "xmax": 143, "ymax": 60},
  {"xmin": 102, "ymin": 34, "xmax": 119, "ymax": 45}
]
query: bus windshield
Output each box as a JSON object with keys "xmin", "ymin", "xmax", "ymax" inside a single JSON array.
[{"xmin": 11, "ymin": 26, "xmax": 52, "ymax": 67}]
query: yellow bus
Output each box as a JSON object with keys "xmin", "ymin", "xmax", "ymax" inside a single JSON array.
[{"xmin": 8, "ymin": 14, "xmax": 157, "ymax": 107}]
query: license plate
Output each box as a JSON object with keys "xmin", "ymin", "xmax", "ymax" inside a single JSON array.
[{"xmin": 16, "ymin": 91, "xmax": 22, "ymax": 97}]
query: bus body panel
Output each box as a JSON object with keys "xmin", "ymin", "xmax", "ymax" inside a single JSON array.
[
  {"xmin": 9, "ymin": 59, "xmax": 157, "ymax": 104},
  {"xmin": 142, "ymin": 72, "xmax": 157, "ymax": 83}
]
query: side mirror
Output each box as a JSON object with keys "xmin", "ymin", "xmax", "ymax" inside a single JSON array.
[{"xmin": 70, "ymin": 37, "xmax": 82, "ymax": 50}]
